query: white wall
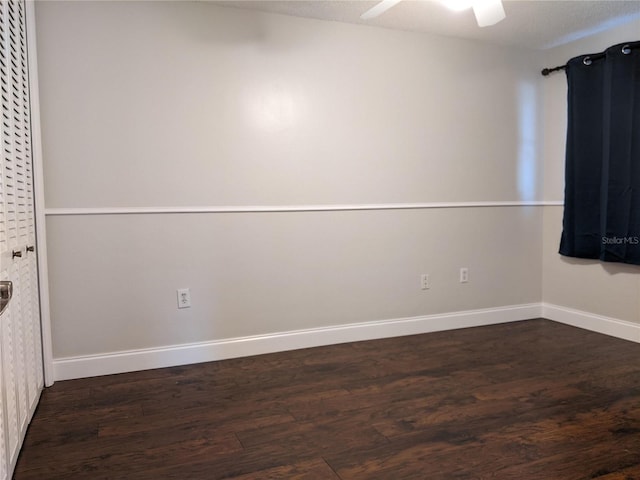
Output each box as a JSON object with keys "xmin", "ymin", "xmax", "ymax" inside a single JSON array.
[
  {"xmin": 542, "ymin": 18, "xmax": 640, "ymax": 323},
  {"xmin": 38, "ymin": 1, "xmax": 543, "ymax": 207},
  {"xmin": 35, "ymin": 1, "xmax": 544, "ymax": 375},
  {"xmin": 46, "ymin": 208, "xmax": 542, "ymax": 358}
]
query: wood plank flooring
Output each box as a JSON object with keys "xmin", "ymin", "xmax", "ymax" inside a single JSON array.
[{"xmin": 13, "ymin": 319, "xmax": 640, "ymax": 479}]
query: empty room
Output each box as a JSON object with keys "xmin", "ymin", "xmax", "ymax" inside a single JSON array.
[{"xmin": 0, "ymin": 0, "xmax": 639, "ymax": 478}]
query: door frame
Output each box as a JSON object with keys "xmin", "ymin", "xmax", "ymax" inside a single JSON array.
[{"xmin": 26, "ymin": 0, "xmax": 54, "ymax": 387}]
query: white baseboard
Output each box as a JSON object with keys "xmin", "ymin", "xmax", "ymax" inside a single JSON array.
[
  {"xmin": 542, "ymin": 303, "xmax": 640, "ymax": 343},
  {"xmin": 53, "ymin": 303, "xmax": 541, "ymax": 381},
  {"xmin": 53, "ymin": 303, "xmax": 640, "ymax": 381}
]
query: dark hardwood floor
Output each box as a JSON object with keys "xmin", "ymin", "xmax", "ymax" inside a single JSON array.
[{"xmin": 13, "ymin": 319, "xmax": 640, "ymax": 479}]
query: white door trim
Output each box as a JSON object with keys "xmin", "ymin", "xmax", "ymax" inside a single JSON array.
[{"xmin": 26, "ymin": 0, "xmax": 54, "ymax": 387}]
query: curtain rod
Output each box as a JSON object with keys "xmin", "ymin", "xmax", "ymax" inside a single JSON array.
[
  {"xmin": 541, "ymin": 43, "xmax": 637, "ymax": 77},
  {"xmin": 541, "ymin": 65, "xmax": 566, "ymax": 76},
  {"xmin": 541, "ymin": 52, "xmax": 606, "ymax": 76}
]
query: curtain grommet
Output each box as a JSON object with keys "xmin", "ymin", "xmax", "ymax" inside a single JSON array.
[
  {"xmin": 622, "ymin": 44, "xmax": 631, "ymax": 55},
  {"xmin": 583, "ymin": 56, "xmax": 592, "ymax": 66}
]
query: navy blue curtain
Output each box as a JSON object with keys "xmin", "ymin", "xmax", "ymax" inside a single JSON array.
[{"xmin": 560, "ymin": 41, "xmax": 640, "ymax": 265}]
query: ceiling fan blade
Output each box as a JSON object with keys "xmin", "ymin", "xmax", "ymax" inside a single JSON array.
[
  {"xmin": 472, "ymin": 0, "xmax": 505, "ymax": 27},
  {"xmin": 360, "ymin": 0, "xmax": 403, "ymax": 20}
]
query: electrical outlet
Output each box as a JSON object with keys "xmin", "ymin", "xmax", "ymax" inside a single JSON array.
[
  {"xmin": 177, "ymin": 288, "xmax": 191, "ymax": 309},
  {"xmin": 459, "ymin": 268, "xmax": 469, "ymax": 283},
  {"xmin": 420, "ymin": 274, "xmax": 430, "ymax": 290}
]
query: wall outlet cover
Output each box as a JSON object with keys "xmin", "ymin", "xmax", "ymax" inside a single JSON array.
[{"xmin": 177, "ymin": 288, "xmax": 191, "ymax": 309}]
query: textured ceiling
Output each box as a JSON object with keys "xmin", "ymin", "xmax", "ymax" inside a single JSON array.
[{"xmin": 215, "ymin": 0, "xmax": 640, "ymax": 50}]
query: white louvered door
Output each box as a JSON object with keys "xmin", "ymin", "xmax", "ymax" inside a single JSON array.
[{"xmin": 0, "ymin": 1, "xmax": 43, "ymax": 478}]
